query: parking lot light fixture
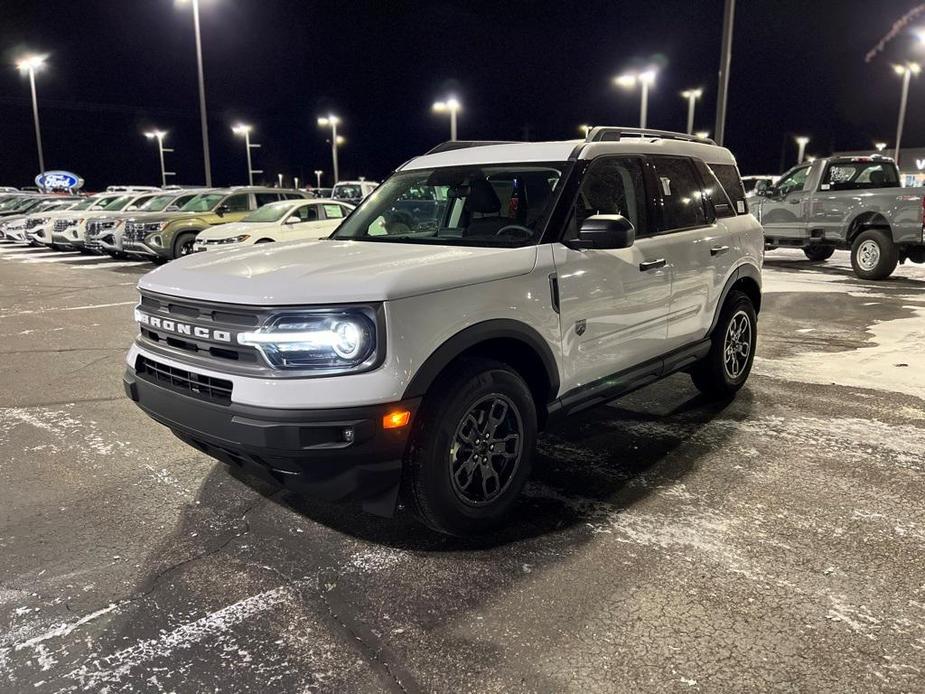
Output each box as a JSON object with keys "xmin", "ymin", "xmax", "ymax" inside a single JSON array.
[
  {"xmin": 893, "ymin": 63, "xmax": 921, "ymax": 167},
  {"xmin": 795, "ymin": 136, "xmax": 810, "ymax": 164},
  {"xmin": 314, "ymin": 170, "xmax": 323, "ymax": 189},
  {"xmin": 317, "ymin": 115, "xmax": 341, "ymax": 184},
  {"xmin": 614, "ymin": 67, "xmax": 658, "ymax": 129},
  {"xmin": 680, "ymin": 88, "xmax": 703, "ymax": 135},
  {"xmin": 232, "ymin": 123, "xmax": 261, "ymax": 186},
  {"xmin": 143, "ymin": 130, "xmax": 174, "ymax": 187},
  {"xmin": 579, "ymin": 124, "xmax": 592, "ymax": 139},
  {"xmin": 875, "ymin": 142, "xmax": 888, "ymax": 152},
  {"xmin": 178, "ymin": 0, "xmax": 213, "ymax": 186},
  {"xmin": 16, "ymin": 54, "xmax": 48, "ymax": 174},
  {"xmin": 695, "ymin": 130, "xmax": 711, "ymax": 140},
  {"xmin": 432, "ymin": 97, "xmax": 461, "ymax": 141}
]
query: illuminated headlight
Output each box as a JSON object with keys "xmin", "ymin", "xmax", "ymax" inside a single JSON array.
[{"xmin": 238, "ymin": 309, "xmax": 379, "ymax": 371}]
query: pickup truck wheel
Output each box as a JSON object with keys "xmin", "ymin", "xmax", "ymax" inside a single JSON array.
[
  {"xmin": 690, "ymin": 290, "xmax": 757, "ymax": 398},
  {"xmin": 405, "ymin": 358, "xmax": 536, "ymax": 536},
  {"xmin": 804, "ymin": 246, "xmax": 834, "ymax": 262},
  {"xmin": 851, "ymin": 229, "xmax": 898, "ymax": 280}
]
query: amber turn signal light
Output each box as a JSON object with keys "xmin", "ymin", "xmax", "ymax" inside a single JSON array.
[{"xmin": 382, "ymin": 409, "xmax": 412, "ymax": 429}]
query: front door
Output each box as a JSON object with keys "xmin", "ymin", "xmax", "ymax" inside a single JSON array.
[
  {"xmin": 757, "ymin": 164, "xmax": 811, "ymax": 241},
  {"xmin": 553, "ymin": 156, "xmax": 671, "ymax": 391}
]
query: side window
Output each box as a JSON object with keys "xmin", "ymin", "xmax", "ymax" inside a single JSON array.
[
  {"xmin": 776, "ymin": 166, "xmax": 810, "ymax": 196},
  {"xmin": 293, "ymin": 204, "xmax": 320, "ymax": 222},
  {"xmin": 710, "ymin": 163, "xmax": 748, "ymax": 215},
  {"xmin": 255, "ymin": 193, "xmax": 281, "ymax": 207},
  {"xmin": 567, "ymin": 157, "xmax": 649, "ymax": 240},
  {"xmin": 174, "ymin": 194, "xmax": 196, "ymax": 208},
  {"xmin": 322, "ymin": 204, "xmax": 345, "ymax": 219},
  {"xmin": 653, "ymin": 157, "xmax": 707, "ymax": 231},
  {"xmin": 821, "ymin": 163, "xmax": 899, "ymax": 191},
  {"xmin": 223, "ymin": 194, "xmax": 250, "ymax": 212}
]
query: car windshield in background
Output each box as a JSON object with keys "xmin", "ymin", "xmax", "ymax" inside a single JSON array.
[
  {"xmin": 822, "ymin": 162, "xmax": 900, "ymax": 191},
  {"xmin": 332, "ymin": 163, "xmax": 566, "ymax": 247},
  {"xmin": 135, "ymin": 194, "xmax": 177, "ymax": 212},
  {"xmin": 242, "ymin": 202, "xmax": 291, "ymax": 223},
  {"xmin": 333, "ymin": 185, "xmax": 362, "ymax": 199},
  {"xmin": 92, "ymin": 195, "xmax": 131, "ymax": 211},
  {"xmin": 181, "ymin": 193, "xmax": 225, "ymax": 212},
  {"xmin": 71, "ymin": 198, "xmax": 98, "ymax": 211}
]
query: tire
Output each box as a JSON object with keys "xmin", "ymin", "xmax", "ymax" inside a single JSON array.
[
  {"xmin": 690, "ymin": 290, "xmax": 758, "ymax": 399},
  {"xmin": 256, "ymin": 238, "xmax": 273, "ymax": 244},
  {"xmin": 803, "ymin": 246, "xmax": 834, "ymax": 262},
  {"xmin": 850, "ymin": 229, "xmax": 898, "ymax": 280},
  {"xmin": 405, "ymin": 358, "xmax": 537, "ymax": 536},
  {"xmin": 172, "ymin": 232, "xmax": 198, "ymax": 260}
]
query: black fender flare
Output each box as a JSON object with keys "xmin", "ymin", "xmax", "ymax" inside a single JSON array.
[
  {"xmin": 402, "ymin": 319, "xmax": 560, "ymax": 401},
  {"xmin": 707, "ymin": 263, "xmax": 762, "ymax": 335}
]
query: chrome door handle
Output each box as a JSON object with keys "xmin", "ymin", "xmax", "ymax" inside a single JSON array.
[
  {"xmin": 639, "ymin": 258, "xmax": 667, "ymax": 271},
  {"xmin": 710, "ymin": 245, "xmax": 730, "ymax": 256}
]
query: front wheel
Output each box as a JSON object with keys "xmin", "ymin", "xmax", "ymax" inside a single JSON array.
[
  {"xmin": 405, "ymin": 358, "xmax": 537, "ymax": 536},
  {"xmin": 690, "ymin": 290, "xmax": 757, "ymax": 399},
  {"xmin": 804, "ymin": 246, "xmax": 834, "ymax": 262},
  {"xmin": 850, "ymin": 229, "xmax": 898, "ymax": 280},
  {"xmin": 172, "ymin": 233, "xmax": 198, "ymax": 259}
]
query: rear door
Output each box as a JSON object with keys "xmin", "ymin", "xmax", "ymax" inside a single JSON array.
[{"xmin": 553, "ymin": 156, "xmax": 671, "ymax": 387}]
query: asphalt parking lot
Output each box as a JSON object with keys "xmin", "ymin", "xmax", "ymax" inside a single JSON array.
[{"xmin": 1, "ymin": 245, "xmax": 923, "ymax": 693}]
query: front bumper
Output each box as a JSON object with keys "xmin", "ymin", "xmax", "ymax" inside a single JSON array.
[{"xmin": 124, "ymin": 366, "xmax": 420, "ymax": 516}]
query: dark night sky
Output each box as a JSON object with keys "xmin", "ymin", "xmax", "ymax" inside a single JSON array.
[{"xmin": 1, "ymin": 0, "xmax": 924, "ymax": 189}]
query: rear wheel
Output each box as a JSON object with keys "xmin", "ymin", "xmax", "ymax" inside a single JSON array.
[
  {"xmin": 691, "ymin": 290, "xmax": 757, "ymax": 398},
  {"xmin": 803, "ymin": 246, "xmax": 834, "ymax": 262},
  {"xmin": 850, "ymin": 229, "xmax": 898, "ymax": 280},
  {"xmin": 405, "ymin": 358, "xmax": 536, "ymax": 536}
]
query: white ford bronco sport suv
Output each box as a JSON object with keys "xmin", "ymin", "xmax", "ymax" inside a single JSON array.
[{"xmin": 124, "ymin": 128, "xmax": 763, "ymax": 536}]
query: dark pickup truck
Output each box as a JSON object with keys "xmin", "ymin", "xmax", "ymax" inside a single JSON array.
[{"xmin": 751, "ymin": 155, "xmax": 925, "ymax": 279}]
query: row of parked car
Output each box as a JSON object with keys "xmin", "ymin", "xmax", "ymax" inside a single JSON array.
[{"xmin": 0, "ymin": 184, "xmax": 367, "ymax": 262}]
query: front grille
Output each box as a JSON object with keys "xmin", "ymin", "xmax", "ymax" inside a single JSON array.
[
  {"xmin": 26, "ymin": 218, "xmax": 43, "ymax": 229},
  {"xmin": 53, "ymin": 219, "xmax": 70, "ymax": 233},
  {"xmin": 136, "ymin": 355, "xmax": 233, "ymax": 405},
  {"xmin": 124, "ymin": 223, "xmax": 145, "ymax": 243}
]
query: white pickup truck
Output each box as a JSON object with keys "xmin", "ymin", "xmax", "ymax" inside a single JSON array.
[{"xmin": 752, "ymin": 155, "xmax": 925, "ymax": 279}]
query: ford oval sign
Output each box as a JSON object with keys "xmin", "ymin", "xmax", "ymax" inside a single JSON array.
[{"xmin": 35, "ymin": 170, "xmax": 84, "ymax": 192}]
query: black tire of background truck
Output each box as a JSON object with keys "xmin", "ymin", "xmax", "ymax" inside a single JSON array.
[
  {"xmin": 690, "ymin": 290, "xmax": 758, "ymax": 399},
  {"xmin": 850, "ymin": 229, "xmax": 898, "ymax": 280},
  {"xmin": 804, "ymin": 246, "xmax": 835, "ymax": 262},
  {"xmin": 172, "ymin": 232, "xmax": 199, "ymax": 260},
  {"xmin": 256, "ymin": 238, "xmax": 273, "ymax": 244},
  {"xmin": 404, "ymin": 357, "xmax": 537, "ymax": 536}
]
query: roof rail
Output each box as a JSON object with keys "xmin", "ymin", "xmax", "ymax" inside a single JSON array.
[
  {"xmin": 426, "ymin": 140, "xmax": 521, "ymax": 155},
  {"xmin": 586, "ymin": 126, "xmax": 716, "ymax": 145}
]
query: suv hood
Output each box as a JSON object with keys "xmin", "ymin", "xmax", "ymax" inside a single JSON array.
[
  {"xmin": 126, "ymin": 211, "xmax": 209, "ymax": 225},
  {"xmin": 139, "ymin": 239, "xmax": 539, "ymax": 304}
]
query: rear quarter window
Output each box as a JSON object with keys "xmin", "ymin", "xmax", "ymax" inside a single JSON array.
[{"xmin": 710, "ymin": 163, "xmax": 748, "ymax": 214}]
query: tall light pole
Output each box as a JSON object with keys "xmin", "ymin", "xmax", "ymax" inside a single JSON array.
[
  {"xmin": 614, "ymin": 68, "xmax": 657, "ymax": 129},
  {"xmin": 144, "ymin": 130, "xmax": 174, "ymax": 187},
  {"xmin": 714, "ymin": 0, "xmax": 736, "ymax": 146},
  {"xmin": 314, "ymin": 170, "xmax": 323, "ymax": 189},
  {"xmin": 317, "ymin": 115, "xmax": 341, "ymax": 184},
  {"xmin": 795, "ymin": 136, "xmax": 810, "ymax": 164},
  {"xmin": 432, "ymin": 97, "xmax": 461, "ymax": 141},
  {"xmin": 893, "ymin": 62, "xmax": 921, "ymax": 168},
  {"xmin": 232, "ymin": 124, "xmax": 261, "ymax": 186},
  {"xmin": 16, "ymin": 54, "xmax": 47, "ymax": 174},
  {"xmin": 179, "ymin": 0, "xmax": 212, "ymax": 186},
  {"xmin": 680, "ymin": 88, "xmax": 703, "ymax": 135}
]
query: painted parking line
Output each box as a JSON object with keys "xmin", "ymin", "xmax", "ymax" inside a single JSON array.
[
  {"xmin": 0, "ymin": 300, "xmax": 137, "ymax": 319},
  {"xmin": 18, "ymin": 255, "xmax": 112, "ymax": 264},
  {"xmin": 73, "ymin": 261, "xmax": 150, "ymax": 270},
  {"xmin": 0, "ymin": 246, "xmax": 49, "ymax": 254}
]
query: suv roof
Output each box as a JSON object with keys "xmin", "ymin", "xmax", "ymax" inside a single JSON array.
[{"xmin": 402, "ymin": 126, "xmax": 738, "ymax": 172}]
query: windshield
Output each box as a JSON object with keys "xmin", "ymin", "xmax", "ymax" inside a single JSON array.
[
  {"xmin": 91, "ymin": 195, "xmax": 131, "ymax": 211},
  {"xmin": 71, "ymin": 198, "xmax": 99, "ymax": 211},
  {"xmin": 332, "ymin": 184, "xmax": 362, "ymax": 199},
  {"xmin": 242, "ymin": 201, "xmax": 292, "ymax": 222},
  {"xmin": 332, "ymin": 163, "xmax": 566, "ymax": 247},
  {"xmin": 134, "ymin": 194, "xmax": 176, "ymax": 212},
  {"xmin": 181, "ymin": 193, "xmax": 224, "ymax": 212}
]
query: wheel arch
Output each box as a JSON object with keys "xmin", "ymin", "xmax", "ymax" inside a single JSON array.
[
  {"xmin": 846, "ymin": 211, "xmax": 892, "ymax": 245},
  {"xmin": 708, "ymin": 264, "xmax": 762, "ymax": 335},
  {"xmin": 402, "ymin": 319, "xmax": 560, "ymax": 425}
]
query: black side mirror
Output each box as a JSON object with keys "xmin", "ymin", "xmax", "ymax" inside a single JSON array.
[
  {"xmin": 568, "ymin": 214, "xmax": 635, "ymax": 250},
  {"xmin": 216, "ymin": 204, "xmax": 229, "ymax": 217}
]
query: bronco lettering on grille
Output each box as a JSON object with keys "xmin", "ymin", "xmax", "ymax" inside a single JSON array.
[{"xmin": 137, "ymin": 312, "xmax": 232, "ymax": 343}]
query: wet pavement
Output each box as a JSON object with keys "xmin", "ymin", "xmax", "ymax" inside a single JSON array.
[{"xmin": 1, "ymin": 244, "xmax": 923, "ymax": 693}]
